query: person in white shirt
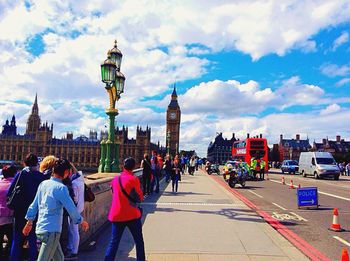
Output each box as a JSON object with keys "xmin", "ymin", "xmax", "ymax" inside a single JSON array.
[{"xmin": 66, "ymin": 164, "xmax": 85, "ymax": 260}]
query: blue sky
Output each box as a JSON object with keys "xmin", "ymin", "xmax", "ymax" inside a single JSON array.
[{"xmin": 0, "ymin": 1, "xmax": 350, "ymax": 156}]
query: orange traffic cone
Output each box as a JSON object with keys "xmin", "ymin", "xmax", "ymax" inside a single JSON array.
[
  {"xmin": 342, "ymin": 248, "xmax": 349, "ymax": 261},
  {"xmin": 298, "ymin": 184, "xmax": 301, "ymax": 189},
  {"xmin": 329, "ymin": 208, "xmax": 344, "ymax": 232},
  {"xmin": 282, "ymin": 177, "xmax": 285, "ymax": 185},
  {"xmin": 266, "ymin": 173, "xmax": 269, "ymax": 180},
  {"xmin": 290, "ymin": 180, "xmax": 294, "ymax": 189}
]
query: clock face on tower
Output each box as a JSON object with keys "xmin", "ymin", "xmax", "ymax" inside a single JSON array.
[{"xmin": 169, "ymin": 112, "xmax": 176, "ymax": 120}]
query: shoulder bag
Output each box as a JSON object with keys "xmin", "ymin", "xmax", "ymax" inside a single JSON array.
[
  {"xmin": 6, "ymin": 171, "xmax": 23, "ymax": 210},
  {"xmin": 118, "ymin": 176, "xmax": 143, "ymax": 216}
]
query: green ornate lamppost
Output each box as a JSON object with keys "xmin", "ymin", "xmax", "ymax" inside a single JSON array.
[{"xmin": 98, "ymin": 40, "xmax": 125, "ymax": 173}]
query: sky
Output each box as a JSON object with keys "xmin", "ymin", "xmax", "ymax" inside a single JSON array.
[{"xmin": 0, "ymin": 0, "xmax": 350, "ymax": 157}]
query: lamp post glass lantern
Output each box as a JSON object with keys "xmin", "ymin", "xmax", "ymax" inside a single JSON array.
[{"xmin": 98, "ymin": 40, "xmax": 126, "ymax": 173}]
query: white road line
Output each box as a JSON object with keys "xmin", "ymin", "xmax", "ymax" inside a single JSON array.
[
  {"xmin": 248, "ymin": 190, "xmax": 263, "ymax": 198},
  {"xmin": 270, "ymin": 179, "xmax": 350, "ymax": 202},
  {"xmin": 333, "ymin": 236, "xmax": 350, "ymax": 247},
  {"xmin": 272, "ymin": 202, "xmax": 287, "ymax": 210},
  {"xmin": 289, "ymin": 212, "xmax": 308, "ymax": 221},
  {"xmin": 318, "ymin": 191, "xmax": 350, "ymax": 202}
]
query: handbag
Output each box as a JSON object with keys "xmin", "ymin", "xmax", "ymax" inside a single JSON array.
[
  {"xmin": 84, "ymin": 183, "xmax": 95, "ymax": 202},
  {"xmin": 118, "ymin": 176, "xmax": 143, "ymax": 216},
  {"xmin": 6, "ymin": 171, "xmax": 23, "ymax": 210}
]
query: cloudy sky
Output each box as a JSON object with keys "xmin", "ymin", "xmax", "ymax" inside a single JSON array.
[{"xmin": 1, "ymin": 0, "xmax": 350, "ymax": 156}]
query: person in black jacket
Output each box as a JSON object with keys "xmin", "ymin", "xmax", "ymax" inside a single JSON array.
[
  {"xmin": 141, "ymin": 153, "xmax": 152, "ymax": 195},
  {"xmin": 7, "ymin": 153, "xmax": 46, "ymax": 261},
  {"xmin": 164, "ymin": 154, "xmax": 172, "ymax": 183}
]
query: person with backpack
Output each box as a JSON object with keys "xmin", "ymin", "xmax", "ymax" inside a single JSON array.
[
  {"xmin": 0, "ymin": 165, "xmax": 17, "ymax": 259},
  {"xmin": 105, "ymin": 157, "xmax": 145, "ymax": 261},
  {"xmin": 7, "ymin": 153, "xmax": 46, "ymax": 261}
]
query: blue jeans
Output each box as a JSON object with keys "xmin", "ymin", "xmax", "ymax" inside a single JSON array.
[
  {"xmin": 165, "ymin": 170, "xmax": 171, "ymax": 182},
  {"xmin": 152, "ymin": 170, "xmax": 159, "ymax": 193},
  {"xmin": 104, "ymin": 218, "xmax": 145, "ymax": 261},
  {"xmin": 11, "ymin": 227, "xmax": 38, "ymax": 261},
  {"xmin": 172, "ymin": 174, "xmax": 180, "ymax": 192}
]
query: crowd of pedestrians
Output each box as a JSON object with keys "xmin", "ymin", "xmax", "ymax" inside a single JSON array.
[{"xmin": 0, "ymin": 153, "xmax": 89, "ymax": 261}]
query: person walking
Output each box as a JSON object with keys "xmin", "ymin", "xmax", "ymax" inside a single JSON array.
[
  {"xmin": 151, "ymin": 150, "xmax": 160, "ymax": 193},
  {"xmin": 22, "ymin": 159, "xmax": 89, "ymax": 261},
  {"xmin": 189, "ymin": 156, "xmax": 196, "ymax": 175},
  {"xmin": 172, "ymin": 157, "xmax": 181, "ymax": 193},
  {"xmin": 66, "ymin": 163, "xmax": 85, "ymax": 260},
  {"xmin": 7, "ymin": 153, "xmax": 46, "ymax": 261},
  {"xmin": 0, "ymin": 165, "xmax": 16, "ymax": 259},
  {"xmin": 141, "ymin": 153, "xmax": 152, "ymax": 195},
  {"xmin": 346, "ymin": 162, "xmax": 350, "ymax": 176},
  {"xmin": 105, "ymin": 157, "xmax": 145, "ymax": 261},
  {"xmin": 164, "ymin": 154, "xmax": 172, "ymax": 183},
  {"xmin": 39, "ymin": 155, "xmax": 57, "ymax": 179}
]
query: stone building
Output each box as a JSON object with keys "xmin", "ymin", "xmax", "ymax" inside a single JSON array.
[
  {"xmin": 0, "ymin": 95, "xmax": 158, "ymax": 171},
  {"xmin": 278, "ymin": 134, "xmax": 311, "ymax": 161},
  {"xmin": 312, "ymin": 135, "xmax": 350, "ymax": 162},
  {"xmin": 207, "ymin": 133, "xmax": 237, "ymax": 164}
]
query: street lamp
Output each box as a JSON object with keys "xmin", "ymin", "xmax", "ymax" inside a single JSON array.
[{"xmin": 98, "ymin": 40, "xmax": 126, "ymax": 173}]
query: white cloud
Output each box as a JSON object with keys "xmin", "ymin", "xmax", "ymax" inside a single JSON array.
[
  {"xmin": 336, "ymin": 78, "xmax": 350, "ymax": 86},
  {"xmin": 332, "ymin": 31, "xmax": 349, "ymax": 51},
  {"xmin": 320, "ymin": 63, "xmax": 350, "ymax": 77},
  {"xmin": 320, "ymin": 104, "xmax": 341, "ymax": 115}
]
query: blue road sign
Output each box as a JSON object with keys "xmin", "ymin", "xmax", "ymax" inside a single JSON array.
[{"xmin": 297, "ymin": 187, "xmax": 318, "ymax": 208}]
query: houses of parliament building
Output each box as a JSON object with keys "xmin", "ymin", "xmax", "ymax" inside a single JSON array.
[{"xmin": 0, "ymin": 95, "xmax": 162, "ymax": 171}]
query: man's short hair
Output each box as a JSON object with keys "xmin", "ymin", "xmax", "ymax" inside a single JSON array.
[
  {"xmin": 53, "ymin": 159, "xmax": 72, "ymax": 177},
  {"xmin": 124, "ymin": 157, "xmax": 136, "ymax": 171},
  {"xmin": 24, "ymin": 153, "xmax": 38, "ymax": 167},
  {"xmin": 2, "ymin": 165, "xmax": 17, "ymax": 178}
]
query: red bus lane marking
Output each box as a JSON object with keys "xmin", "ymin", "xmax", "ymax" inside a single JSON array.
[{"xmin": 210, "ymin": 175, "xmax": 330, "ymax": 261}]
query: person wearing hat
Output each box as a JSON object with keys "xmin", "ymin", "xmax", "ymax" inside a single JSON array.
[{"xmin": 105, "ymin": 157, "xmax": 145, "ymax": 261}]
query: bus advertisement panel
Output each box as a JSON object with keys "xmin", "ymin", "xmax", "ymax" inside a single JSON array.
[{"xmin": 231, "ymin": 138, "xmax": 268, "ymax": 171}]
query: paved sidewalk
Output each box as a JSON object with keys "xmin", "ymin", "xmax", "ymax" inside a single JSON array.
[{"xmin": 79, "ymin": 169, "xmax": 308, "ymax": 261}]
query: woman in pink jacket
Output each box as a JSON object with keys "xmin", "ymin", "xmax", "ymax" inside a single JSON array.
[{"xmin": 105, "ymin": 157, "xmax": 145, "ymax": 261}]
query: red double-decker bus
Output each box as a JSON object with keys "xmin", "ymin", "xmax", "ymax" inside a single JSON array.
[{"xmin": 231, "ymin": 137, "xmax": 269, "ymax": 171}]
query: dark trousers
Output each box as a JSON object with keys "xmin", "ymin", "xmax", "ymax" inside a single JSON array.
[
  {"xmin": 259, "ymin": 169, "xmax": 265, "ymax": 180},
  {"xmin": 11, "ymin": 225, "xmax": 37, "ymax": 261},
  {"xmin": 142, "ymin": 173, "xmax": 151, "ymax": 194},
  {"xmin": 172, "ymin": 174, "xmax": 180, "ymax": 192},
  {"xmin": 104, "ymin": 218, "xmax": 145, "ymax": 261},
  {"xmin": 0, "ymin": 223, "xmax": 12, "ymax": 258},
  {"xmin": 152, "ymin": 170, "xmax": 159, "ymax": 193}
]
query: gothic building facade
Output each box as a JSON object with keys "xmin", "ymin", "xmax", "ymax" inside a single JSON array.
[
  {"xmin": 0, "ymin": 95, "xmax": 158, "ymax": 171},
  {"xmin": 207, "ymin": 133, "xmax": 237, "ymax": 164}
]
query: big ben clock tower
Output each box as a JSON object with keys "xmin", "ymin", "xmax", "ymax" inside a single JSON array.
[{"xmin": 166, "ymin": 84, "xmax": 181, "ymax": 156}]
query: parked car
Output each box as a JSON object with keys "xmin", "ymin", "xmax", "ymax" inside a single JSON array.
[
  {"xmin": 299, "ymin": 152, "xmax": 340, "ymax": 180},
  {"xmin": 281, "ymin": 160, "xmax": 299, "ymax": 174}
]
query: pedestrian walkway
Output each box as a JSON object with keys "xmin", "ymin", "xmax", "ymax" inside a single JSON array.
[{"xmin": 79, "ymin": 169, "xmax": 308, "ymax": 260}]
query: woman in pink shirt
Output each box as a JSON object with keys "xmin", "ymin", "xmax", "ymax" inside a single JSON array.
[
  {"xmin": 105, "ymin": 157, "xmax": 145, "ymax": 261},
  {"xmin": 0, "ymin": 165, "xmax": 17, "ymax": 258}
]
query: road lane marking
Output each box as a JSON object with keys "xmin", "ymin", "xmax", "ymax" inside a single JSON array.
[
  {"xmin": 289, "ymin": 212, "xmax": 308, "ymax": 221},
  {"xmin": 270, "ymin": 179, "xmax": 350, "ymax": 202},
  {"xmin": 272, "ymin": 202, "xmax": 287, "ymax": 210},
  {"xmin": 333, "ymin": 236, "xmax": 350, "ymax": 247},
  {"xmin": 248, "ymin": 190, "xmax": 263, "ymax": 198}
]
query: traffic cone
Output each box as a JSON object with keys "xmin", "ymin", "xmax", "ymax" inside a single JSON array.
[
  {"xmin": 329, "ymin": 208, "xmax": 344, "ymax": 232},
  {"xmin": 290, "ymin": 180, "xmax": 294, "ymax": 189},
  {"xmin": 266, "ymin": 173, "xmax": 269, "ymax": 180},
  {"xmin": 342, "ymin": 248, "xmax": 349, "ymax": 261},
  {"xmin": 282, "ymin": 177, "xmax": 285, "ymax": 185},
  {"xmin": 298, "ymin": 184, "xmax": 301, "ymax": 189}
]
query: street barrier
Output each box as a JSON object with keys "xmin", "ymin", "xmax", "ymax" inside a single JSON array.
[
  {"xmin": 329, "ymin": 208, "xmax": 344, "ymax": 232},
  {"xmin": 282, "ymin": 176, "xmax": 285, "ymax": 185},
  {"xmin": 290, "ymin": 179, "xmax": 294, "ymax": 189},
  {"xmin": 342, "ymin": 248, "xmax": 349, "ymax": 261}
]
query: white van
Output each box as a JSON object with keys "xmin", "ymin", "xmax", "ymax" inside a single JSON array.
[{"xmin": 299, "ymin": 152, "xmax": 340, "ymax": 180}]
